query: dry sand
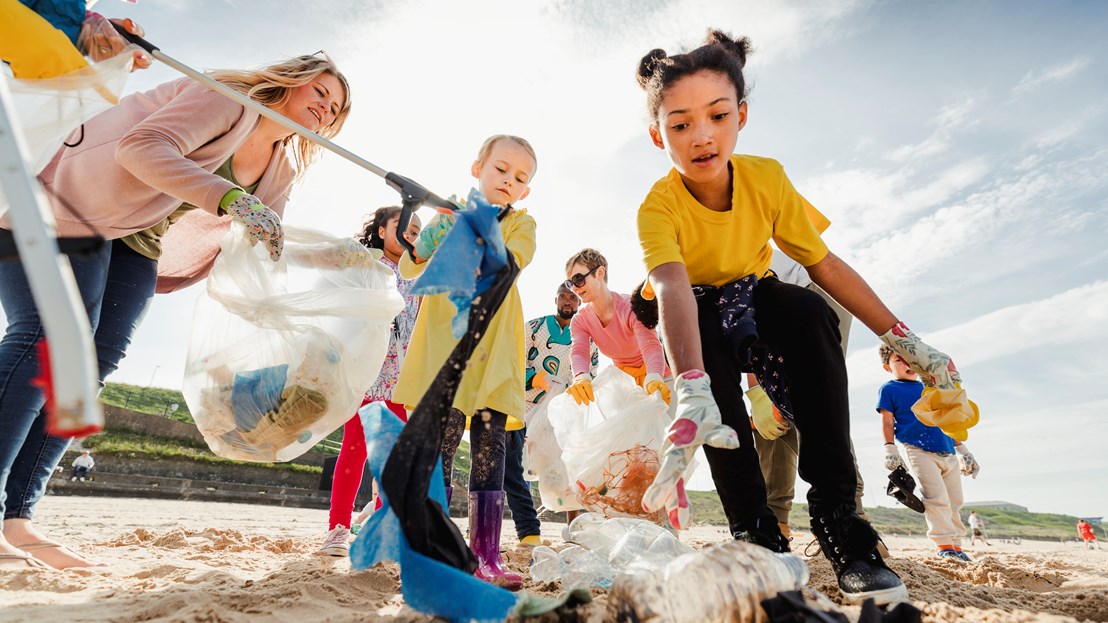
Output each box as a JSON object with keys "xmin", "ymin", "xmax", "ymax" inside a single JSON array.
[{"xmin": 0, "ymin": 495, "xmax": 1105, "ymax": 622}]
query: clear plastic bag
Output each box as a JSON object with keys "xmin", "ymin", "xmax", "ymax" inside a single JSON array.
[
  {"xmin": 523, "ymin": 382, "xmax": 581, "ymax": 512},
  {"xmin": 545, "ymin": 367, "xmax": 694, "ymax": 522},
  {"xmin": 183, "ymin": 223, "xmax": 403, "ymax": 461}
]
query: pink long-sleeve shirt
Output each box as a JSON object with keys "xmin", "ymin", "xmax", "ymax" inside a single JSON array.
[{"xmin": 569, "ymin": 292, "xmax": 669, "ymax": 378}]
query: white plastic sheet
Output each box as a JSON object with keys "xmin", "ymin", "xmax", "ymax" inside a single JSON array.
[
  {"xmin": 545, "ymin": 367, "xmax": 692, "ymax": 523},
  {"xmin": 183, "ymin": 223, "xmax": 403, "ymax": 462}
]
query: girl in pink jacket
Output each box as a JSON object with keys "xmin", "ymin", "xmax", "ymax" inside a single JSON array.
[{"xmin": 0, "ymin": 54, "xmax": 350, "ymax": 570}]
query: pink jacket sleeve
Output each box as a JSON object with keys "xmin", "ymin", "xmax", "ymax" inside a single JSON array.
[
  {"xmin": 115, "ymin": 85, "xmax": 252, "ymax": 215},
  {"xmin": 569, "ymin": 312, "xmax": 594, "ymax": 378},
  {"xmin": 631, "ymin": 315, "xmax": 667, "ymax": 377}
]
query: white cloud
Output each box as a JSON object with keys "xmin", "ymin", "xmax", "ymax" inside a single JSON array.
[{"xmin": 1012, "ymin": 56, "xmax": 1091, "ymax": 96}]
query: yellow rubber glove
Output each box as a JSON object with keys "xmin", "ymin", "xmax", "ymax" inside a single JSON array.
[
  {"xmin": 566, "ymin": 374, "xmax": 594, "ymax": 406},
  {"xmin": 745, "ymin": 385, "xmax": 788, "ymax": 440},
  {"xmin": 0, "ymin": 0, "xmax": 89, "ymax": 79},
  {"xmin": 531, "ymin": 369, "xmax": 550, "ymax": 391},
  {"xmin": 643, "ymin": 372, "xmax": 671, "ymax": 404}
]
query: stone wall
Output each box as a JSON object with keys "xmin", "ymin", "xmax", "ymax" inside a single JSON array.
[{"xmin": 68, "ymin": 452, "xmax": 322, "ymax": 489}]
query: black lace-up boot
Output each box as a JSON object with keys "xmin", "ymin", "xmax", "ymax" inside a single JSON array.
[
  {"xmin": 810, "ymin": 507, "xmax": 908, "ymax": 605},
  {"xmin": 733, "ymin": 515, "xmax": 791, "ymax": 553}
]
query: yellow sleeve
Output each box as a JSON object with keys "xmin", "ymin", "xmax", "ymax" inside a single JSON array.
[
  {"xmin": 0, "ymin": 0, "xmax": 89, "ymax": 79},
  {"xmin": 637, "ymin": 195, "xmax": 685, "ymax": 274},
  {"xmin": 771, "ymin": 167, "xmax": 829, "ymax": 268},
  {"xmin": 505, "ymin": 211, "xmax": 536, "ymax": 270},
  {"xmin": 397, "ymin": 251, "xmax": 427, "ymax": 280}
]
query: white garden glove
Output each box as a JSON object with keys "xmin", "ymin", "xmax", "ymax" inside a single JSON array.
[
  {"xmin": 879, "ymin": 321, "xmax": 979, "ymax": 440},
  {"xmin": 956, "ymin": 444, "xmax": 980, "ymax": 478},
  {"xmin": 745, "ymin": 385, "xmax": 788, "ymax": 440},
  {"xmin": 884, "ymin": 443, "xmax": 906, "ymax": 472},
  {"xmin": 642, "ymin": 370, "xmax": 739, "ymax": 530}
]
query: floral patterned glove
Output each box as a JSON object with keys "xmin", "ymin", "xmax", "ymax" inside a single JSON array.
[
  {"xmin": 221, "ymin": 189, "xmax": 283, "ymax": 261},
  {"xmin": 642, "ymin": 370, "xmax": 739, "ymax": 529},
  {"xmin": 956, "ymin": 444, "xmax": 980, "ymax": 478},
  {"xmin": 413, "ymin": 213, "xmax": 456, "ymax": 261},
  {"xmin": 879, "ymin": 321, "xmax": 980, "ymax": 440}
]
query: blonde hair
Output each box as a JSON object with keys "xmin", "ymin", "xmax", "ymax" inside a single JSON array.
[
  {"xmin": 475, "ymin": 134, "xmax": 538, "ymax": 171},
  {"xmin": 564, "ymin": 248, "xmax": 608, "ymax": 281},
  {"xmin": 208, "ymin": 55, "xmax": 351, "ymax": 178}
]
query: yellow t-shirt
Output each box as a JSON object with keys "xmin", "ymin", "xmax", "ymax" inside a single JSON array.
[
  {"xmin": 391, "ymin": 208, "xmax": 536, "ymax": 431},
  {"xmin": 638, "ymin": 154, "xmax": 830, "ymax": 287}
]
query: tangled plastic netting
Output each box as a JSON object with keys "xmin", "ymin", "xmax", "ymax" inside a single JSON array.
[{"xmin": 576, "ymin": 444, "xmax": 666, "ymax": 522}]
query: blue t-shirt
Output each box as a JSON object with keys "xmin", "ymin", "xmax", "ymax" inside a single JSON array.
[{"xmin": 876, "ymin": 379, "xmax": 955, "ymax": 454}]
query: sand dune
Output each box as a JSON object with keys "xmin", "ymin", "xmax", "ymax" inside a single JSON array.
[{"xmin": 1, "ymin": 496, "xmax": 1104, "ymax": 622}]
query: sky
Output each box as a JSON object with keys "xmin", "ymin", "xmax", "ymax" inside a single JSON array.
[{"xmin": 36, "ymin": 0, "xmax": 1108, "ymax": 519}]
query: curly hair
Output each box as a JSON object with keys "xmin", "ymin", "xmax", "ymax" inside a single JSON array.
[{"xmin": 357, "ymin": 206, "xmax": 402, "ymax": 250}]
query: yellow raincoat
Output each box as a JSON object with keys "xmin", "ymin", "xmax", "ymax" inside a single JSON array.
[
  {"xmin": 392, "ymin": 208, "xmax": 536, "ymax": 431},
  {"xmin": 0, "ymin": 0, "xmax": 89, "ymax": 79}
]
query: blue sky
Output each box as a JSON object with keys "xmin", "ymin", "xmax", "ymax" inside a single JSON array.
[{"xmin": 55, "ymin": 0, "xmax": 1107, "ymax": 519}]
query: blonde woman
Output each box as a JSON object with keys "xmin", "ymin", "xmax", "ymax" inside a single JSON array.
[{"xmin": 0, "ymin": 55, "xmax": 350, "ymax": 569}]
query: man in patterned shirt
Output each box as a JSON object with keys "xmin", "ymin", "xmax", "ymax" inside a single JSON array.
[{"xmin": 505, "ymin": 284, "xmax": 597, "ymax": 545}]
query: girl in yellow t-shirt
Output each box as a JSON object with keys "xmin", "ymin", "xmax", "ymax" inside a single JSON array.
[
  {"xmin": 633, "ymin": 29, "xmax": 970, "ymax": 606},
  {"xmin": 391, "ymin": 135, "xmax": 537, "ymax": 591}
]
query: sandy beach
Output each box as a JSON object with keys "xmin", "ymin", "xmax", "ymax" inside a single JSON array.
[{"xmin": 0, "ymin": 495, "xmax": 1104, "ymax": 622}]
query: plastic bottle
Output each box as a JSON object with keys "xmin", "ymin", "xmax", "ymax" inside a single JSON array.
[
  {"xmin": 529, "ymin": 544, "xmax": 614, "ymax": 588},
  {"xmin": 529, "ymin": 545, "xmax": 563, "ymax": 584},
  {"xmin": 607, "ymin": 540, "xmax": 810, "ymax": 623},
  {"xmin": 564, "ymin": 512, "xmax": 694, "ymax": 571}
]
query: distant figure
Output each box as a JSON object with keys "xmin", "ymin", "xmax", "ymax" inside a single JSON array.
[
  {"xmin": 70, "ymin": 451, "xmax": 94, "ymax": 482},
  {"xmin": 1077, "ymin": 519, "xmax": 1100, "ymax": 550},
  {"xmin": 968, "ymin": 511, "xmax": 991, "ymax": 547}
]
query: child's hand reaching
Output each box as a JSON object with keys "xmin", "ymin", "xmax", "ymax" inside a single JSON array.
[
  {"xmin": 414, "ymin": 213, "xmax": 455, "ymax": 261},
  {"xmin": 642, "ymin": 370, "xmax": 739, "ymax": 529}
]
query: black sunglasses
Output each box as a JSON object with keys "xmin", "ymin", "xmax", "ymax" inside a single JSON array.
[{"xmin": 565, "ymin": 266, "xmax": 599, "ymax": 289}]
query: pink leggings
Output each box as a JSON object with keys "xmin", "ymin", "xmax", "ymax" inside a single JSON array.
[{"xmin": 328, "ymin": 397, "xmax": 407, "ymax": 530}]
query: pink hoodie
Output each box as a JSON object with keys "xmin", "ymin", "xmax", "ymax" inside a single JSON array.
[{"xmin": 16, "ymin": 77, "xmax": 296, "ymax": 292}]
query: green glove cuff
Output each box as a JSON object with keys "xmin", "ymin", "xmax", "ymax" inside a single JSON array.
[{"xmin": 219, "ymin": 188, "xmax": 247, "ymax": 214}]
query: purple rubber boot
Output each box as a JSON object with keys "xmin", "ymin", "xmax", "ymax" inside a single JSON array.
[{"xmin": 468, "ymin": 490, "xmax": 523, "ymax": 591}]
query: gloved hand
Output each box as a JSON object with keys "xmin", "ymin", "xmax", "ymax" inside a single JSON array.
[
  {"xmin": 643, "ymin": 372, "xmax": 671, "ymax": 404},
  {"xmin": 221, "ymin": 189, "xmax": 283, "ymax": 261},
  {"xmin": 956, "ymin": 444, "xmax": 980, "ymax": 478},
  {"xmin": 880, "ymin": 321, "xmax": 979, "ymax": 440},
  {"xmin": 413, "ymin": 213, "xmax": 456, "ymax": 261},
  {"xmin": 745, "ymin": 385, "xmax": 788, "ymax": 440},
  {"xmin": 642, "ymin": 370, "xmax": 740, "ymax": 530},
  {"xmin": 531, "ymin": 369, "xmax": 550, "ymax": 391},
  {"xmin": 566, "ymin": 374, "xmax": 593, "ymax": 406},
  {"xmin": 884, "ymin": 443, "xmax": 906, "ymax": 472}
]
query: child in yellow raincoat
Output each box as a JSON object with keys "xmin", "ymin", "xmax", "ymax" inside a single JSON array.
[{"xmin": 392, "ymin": 134, "xmax": 537, "ymax": 591}]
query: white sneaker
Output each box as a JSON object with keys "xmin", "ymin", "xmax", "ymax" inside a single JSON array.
[
  {"xmin": 317, "ymin": 525, "xmax": 351, "ymax": 557},
  {"xmin": 71, "ymin": 477, "xmax": 77, "ymax": 481}
]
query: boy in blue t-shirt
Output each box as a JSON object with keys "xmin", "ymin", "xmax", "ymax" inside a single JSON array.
[{"xmin": 878, "ymin": 345, "xmax": 980, "ymax": 561}]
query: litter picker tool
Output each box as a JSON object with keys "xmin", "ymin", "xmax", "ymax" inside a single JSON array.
[{"xmin": 111, "ymin": 24, "xmax": 457, "ymax": 254}]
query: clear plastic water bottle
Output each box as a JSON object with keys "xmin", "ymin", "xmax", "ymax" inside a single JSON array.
[
  {"xmin": 529, "ymin": 545, "xmax": 563, "ymax": 584},
  {"xmin": 560, "ymin": 544, "xmax": 613, "ymax": 589},
  {"xmin": 607, "ymin": 540, "xmax": 810, "ymax": 623},
  {"xmin": 564, "ymin": 513, "xmax": 694, "ymax": 571}
]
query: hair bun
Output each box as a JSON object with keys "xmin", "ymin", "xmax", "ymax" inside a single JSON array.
[
  {"xmin": 705, "ymin": 29, "xmax": 752, "ymax": 69},
  {"xmin": 636, "ymin": 48, "xmax": 669, "ymax": 89}
]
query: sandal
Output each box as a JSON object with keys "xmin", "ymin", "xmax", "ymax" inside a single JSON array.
[
  {"xmin": 0, "ymin": 552, "xmax": 49, "ymax": 569},
  {"xmin": 12, "ymin": 541, "xmax": 107, "ymax": 569}
]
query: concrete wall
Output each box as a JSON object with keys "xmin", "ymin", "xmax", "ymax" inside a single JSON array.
[{"xmin": 67, "ymin": 452, "xmax": 321, "ymax": 489}]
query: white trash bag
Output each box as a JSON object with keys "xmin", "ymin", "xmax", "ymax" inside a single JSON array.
[
  {"xmin": 546, "ymin": 367, "xmax": 692, "ymax": 523},
  {"xmin": 523, "ymin": 380, "xmax": 581, "ymax": 512},
  {"xmin": 183, "ymin": 223, "xmax": 403, "ymax": 462}
]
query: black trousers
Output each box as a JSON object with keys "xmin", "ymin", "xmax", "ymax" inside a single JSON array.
[{"xmin": 698, "ymin": 276, "xmax": 857, "ymax": 534}]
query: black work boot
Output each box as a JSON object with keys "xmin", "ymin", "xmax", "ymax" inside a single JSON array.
[
  {"xmin": 733, "ymin": 516, "xmax": 791, "ymax": 553},
  {"xmin": 811, "ymin": 508, "xmax": 908, "ymax": 605}
]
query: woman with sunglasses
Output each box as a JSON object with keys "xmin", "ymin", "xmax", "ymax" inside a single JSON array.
[
  {"xmin": 563, "ymin": 248, "xmax": 671, "ymax": 406},
  {"xmin": 0, "ymin": 54, "xmax": 350, "ymax": 569}
]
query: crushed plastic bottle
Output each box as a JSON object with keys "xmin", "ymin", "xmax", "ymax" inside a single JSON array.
[
  {"xmin": 564, "ymin": 512, "xmax": 694, "ymax": 571},
  {"xmin": 607, "ymin": 540, "xmax": 810, "ymax": 623},
  {"xmin": 528, "ymin": 544, "xmax": 613, "ymax": 588}
]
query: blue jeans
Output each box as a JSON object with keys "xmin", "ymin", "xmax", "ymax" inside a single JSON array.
[
  {"xmin": 0, "ymin": 239, "xmax": 156, "ymax": 520},
  {"xmin": 504, "ymin": 427, "xmax": 540, "ymax": 539}
]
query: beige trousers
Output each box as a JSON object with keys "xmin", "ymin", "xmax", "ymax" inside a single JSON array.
[{"xmin": 905, "ymin": 444, "xmax": 965, "ymax": 547}]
